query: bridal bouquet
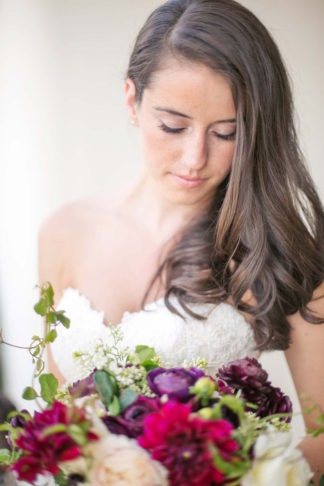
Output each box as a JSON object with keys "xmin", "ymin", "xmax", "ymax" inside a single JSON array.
[{"xmin": 0, "ymin": 284, "xmax": 322, "ymax": 486}]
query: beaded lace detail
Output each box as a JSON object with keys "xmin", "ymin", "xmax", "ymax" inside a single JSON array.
[{"xmin": 51, "ymin": 287, "xmax": 259, "ymax": 383}]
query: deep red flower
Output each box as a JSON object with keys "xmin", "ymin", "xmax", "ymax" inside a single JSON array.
[
  {"xmin": 138, "ymin": 401, "xmax": 238, "ymax": 486},
  {"xmin": 217, "ymin": 358, "xmax": 293, "ymax": 421},
  {"xmin": 11, "ymin": 401, "xmax": 96, "ymax": 482}
]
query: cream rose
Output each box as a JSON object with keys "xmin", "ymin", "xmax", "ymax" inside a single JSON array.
[
  {"xmin": 86, "ymin": 434, "xmax": 169, "ymax": 486},
  {"xmin": 241, "ymin": 430, "xmax": 313, "ymax": 486}
]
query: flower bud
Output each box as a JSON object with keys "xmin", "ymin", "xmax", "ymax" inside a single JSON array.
[
  {"xmin": 198, "ymin": 407, "xmax": 214, "ymax": 420},
  {"xmin": 191, "ymin": 377, "xmax": 216, "ymax": 399}
]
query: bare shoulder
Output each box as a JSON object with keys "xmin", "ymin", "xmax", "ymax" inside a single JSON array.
[{"xmin": 38, "ymin": 197, "xmax": 118, "ymax": 303}]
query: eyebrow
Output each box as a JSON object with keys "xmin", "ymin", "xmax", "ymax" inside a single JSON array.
[{"xmin": 153, "ymin": 106, "xmax": 236, "ymax": 124}]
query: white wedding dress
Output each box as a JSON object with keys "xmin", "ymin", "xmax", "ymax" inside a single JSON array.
[{"xmin": 51, "ymin": 287, "xmax": 259, "ymax": 383}]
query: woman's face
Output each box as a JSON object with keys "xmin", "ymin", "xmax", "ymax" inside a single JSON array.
[{"xmin": 125, "ymin": 57, "xmax": 236, "ymax": 208}]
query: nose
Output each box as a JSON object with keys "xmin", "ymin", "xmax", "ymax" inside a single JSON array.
[{"xmin": 181, "ymin": 132, "xmax": 208, "ymax": 172}]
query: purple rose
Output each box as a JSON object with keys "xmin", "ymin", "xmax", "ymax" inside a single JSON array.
[
  {"xmin": 147, "ymin": 367, "xmax": 205, "ymax": 402},
  {"xmin": 101, "ymin": 415, "xmax": 130, "ymax": 436},
  {"xmin": 217, "ymin": 357, "xmax": 292, "ymax": 421},
  {"xmin": 102, "ymin": 396, "xmax": 161, "ymax": 438}
]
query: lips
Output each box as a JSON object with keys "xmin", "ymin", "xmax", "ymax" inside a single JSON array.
[
  {"xmin": 177, "ymin": 175, "xmax": 205, "ymax": 181},
  {"xmin": 171, "ymin": 174, "xmax": 207, "ymax": 188}
]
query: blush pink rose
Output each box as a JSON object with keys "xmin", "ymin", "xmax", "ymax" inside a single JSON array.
[{"xmin": 86, "ymin": 434, "xmax": 169, "ymax": 486}]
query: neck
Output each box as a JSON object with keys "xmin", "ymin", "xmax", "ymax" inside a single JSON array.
[{"xmin": 120, "ymin": 170, "xmax": 209, "ymax": 243}]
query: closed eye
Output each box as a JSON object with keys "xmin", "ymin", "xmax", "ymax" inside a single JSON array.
[
  {"xmin": 158, "ymin": 122, "xmax": 236, "ymax": 141},
  {"xmin": 213, "ymin": 131, "xmax": 236, "ymax": 141},
  {"xmin": 158, "ymin": 122, "xmax": 185, "ymax": 134}
]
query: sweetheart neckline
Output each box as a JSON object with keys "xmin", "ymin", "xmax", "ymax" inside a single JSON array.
[
  {"xmin": 59, "ymin": 287, "xmax": 168, "ymax": 327},
  {"xmin": 59, "ymin": 286, "xmax": 253, "ymax": 330}
]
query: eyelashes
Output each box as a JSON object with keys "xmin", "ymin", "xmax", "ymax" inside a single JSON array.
[
  {"xmin": 158, "ymin": 122, "xmax": 184, "ymax": 135},
  {"xmin": 158, "ymin": 122, "xmax": 236, "ymax": 141}
]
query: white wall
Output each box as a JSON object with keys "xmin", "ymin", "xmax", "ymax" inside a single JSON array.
[{"xmin": 0, "ymin": 0, "xmax": 323, "ymax": 416}]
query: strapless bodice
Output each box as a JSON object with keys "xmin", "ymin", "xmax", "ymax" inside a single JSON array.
[{"xmin": 51, "ymin": 288, "xmax": 259, "ymax": 383}]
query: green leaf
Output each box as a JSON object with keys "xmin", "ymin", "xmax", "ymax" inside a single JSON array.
[
  {"xmin": 36, "ymin": 358, "xmax": 45, "ymax": 374},
  {"xmin": 308, "ymin": 426, "xmax": 324, "ymax": 438},
  {"xmin": 46, "ymin": 311, "xmax": 58, "ymax": 324},
  {"xmin": 67, "ymin": 424, "xmax": 87, "ymax": 446},
  {"xmin": 31, "ymin": 335, "xmax": 41, "ymax": 341},
  {"xmin": 11, "ymin": 449, "xmax": 22, "ymax": 463},
  {"xmin": 108, "ymin": 395, "xmax": 120, "ymax": 416},
  {"xmin": 212, "ymin": 446, "xmax": 249, "ymax": 478},
  {"xmin": 0, "ymin": 423, "xmax": 12, "ymax": 432},
  {"xmin": 34, "ymin": 300, "xmax": 47, "ymax": 316},
  {"xmin": 32, "ymin": 345, "xmax": 41, "ymax": 357},
  {"xmin": 22, "ymin": 386, "xmax": 38, "ymax": 400},
  {"xmin": 54, "ymin": 470, "xmax": 69, "ymax": 486},
  {"xmin": 212, "ymin": 395, "xmax": 245, "ymax": 423},
  {"xmin": 56, "ymin": 311, "xmax": 70, "ymax": 329},
  {"xmin": 41, "ymin": 283, "xmax": 54, "ymax": 306},
  {"xmin": 42, "ymin": 424, "xmax": 67, "ymax": 437},
  {"xmin": 102, "ymin": 369, "xmax": 119, "ymax": 395},
  {"xmin": 39, "ymin": 373, "xmax": 58, "ymax": 405},
  {"xmin": 141, "ymin": 359, "xmax": 159, "ymax": 371},
  {"xmin": 0, "ymin": 449, "xmax": 11, "ymax": 464},
  {"xmin": 45, "ymin": 329, "xmax": 57, "ymax": 343},
  {"xmin": 319, "ymin": 474, "xmax": 324, "ymax": 486},
  {"xmin": 119, "ymin": 388, "xmax": 138, "ymax": 412},
  {"xmin": 135, "ymin": 345, "xmax": 156, "ymax": 363},
  {"xmin": 94, "ymin": 370, "xmax": 114, "ymax": 408}
]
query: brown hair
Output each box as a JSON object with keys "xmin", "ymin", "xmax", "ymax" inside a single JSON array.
[{"xmin": 126, "ymin": 0, "xmax": 324, "ymax": 350}]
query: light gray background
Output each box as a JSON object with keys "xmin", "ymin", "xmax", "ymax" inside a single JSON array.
[{"xmin": 0, "ymin": 0, "xmax": 323, "ymax": 437}]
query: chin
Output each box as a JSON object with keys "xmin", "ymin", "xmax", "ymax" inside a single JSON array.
[{"xmin": 163, "ymin": 186, "xmax": 214, "ymax": 208}]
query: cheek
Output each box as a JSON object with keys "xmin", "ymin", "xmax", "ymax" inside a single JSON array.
[
  {"xmin": 214, "ymin": 143, "xmax": 235, "ymax": 174},
  {"xmin": 141, "ymin": 129, "xmax": 178, "ymax": 172}
]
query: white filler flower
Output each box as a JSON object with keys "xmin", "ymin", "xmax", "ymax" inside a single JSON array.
[{"xmin": 242, "ymin": 430, "xmax": 313, "ymax": 486}]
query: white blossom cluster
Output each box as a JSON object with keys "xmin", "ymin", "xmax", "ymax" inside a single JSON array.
[
  {"xmin": 71, "ymin": 335, "xmax": 157, "ymax": 396},
  {"xmin": 72, "ymin": 340, "xmax": 127, "ymax": 378},
  {"xmin": 181, "ymin": 357, "xmax": 208, "ymax": 370},
  {"xmin": 72, "ymin": 323, "xmax": 130, "ymax": 378},
  {"xmin": 70, "ymin": 323, "xmax": 208, "ymax": 398},
  {"xmin": 110, "ymin": 361, "xmax": 155, "ymax": 396}
]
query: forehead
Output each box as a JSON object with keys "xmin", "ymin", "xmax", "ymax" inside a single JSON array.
[{"xmin": 141, "ymin": 57, "xmax": 236, "ymax": 120}]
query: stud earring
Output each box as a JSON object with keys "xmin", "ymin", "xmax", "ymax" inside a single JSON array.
[{"xmin": 131, "ymin": 119, "xmax": 136, "ymax": 126}]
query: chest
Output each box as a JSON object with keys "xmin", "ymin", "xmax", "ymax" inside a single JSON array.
[{"xmin": 69, "ymin": 224, "xmax": 168, "ymax": 324}]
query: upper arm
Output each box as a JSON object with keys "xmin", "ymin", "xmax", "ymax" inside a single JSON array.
[
  {"xmin": 38, "ymin": 203, "xmax": 79, "ymax": 305},
  {"xmin": 285, "ymin": 281, "xmax": 324, "ymax": 428}
]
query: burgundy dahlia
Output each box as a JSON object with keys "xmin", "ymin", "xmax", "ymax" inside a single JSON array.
[
  {"xmin": 138, "ymin": 400, "xmax": 238, "ymax": 486},
  {"xmin": 147, "ymin": 367, "xmax": 205, "ymax": 402},
  {"xmin": 217, "ymin": 358, "xmax": 292, "ymax": 420},
  {"xmin": 12, "ymin": 401, "xmax": 97, "ymax": 482}
]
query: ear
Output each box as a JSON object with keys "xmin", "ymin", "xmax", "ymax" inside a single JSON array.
[{"xmin": 125, "ymin": 78, "xmax": 139, "ymax": 125}]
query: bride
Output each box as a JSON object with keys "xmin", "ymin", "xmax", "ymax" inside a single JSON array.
[{"xmin": 38, "ymin": 0, "xmax": 324, "ymax": 481}]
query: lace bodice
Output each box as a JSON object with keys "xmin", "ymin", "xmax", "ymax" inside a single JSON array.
[{"xmin": 51, "ymin": 288, "xmax": 259, "ymax": 383}]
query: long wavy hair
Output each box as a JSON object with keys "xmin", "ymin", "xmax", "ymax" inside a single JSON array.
[{"xmin": 126, "ymin": 0, "xmax": 324, "ymax": 350}]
